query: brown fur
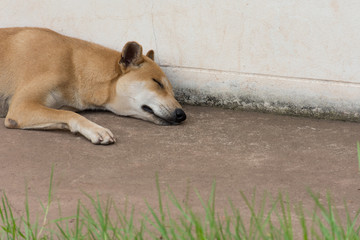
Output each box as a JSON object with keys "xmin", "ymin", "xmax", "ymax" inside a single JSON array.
[{"xmin": 0, "ymin": 28, "xmax": 120, "ymax": 110}]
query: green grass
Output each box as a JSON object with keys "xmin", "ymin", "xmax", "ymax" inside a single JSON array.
[
  {"xmin": 1, "ymin": 144, "xmax": 360, "ymax": 240},
  {"xmin": 0, "ymin": 173, "xmax": 359, "ymax": 239},
  {"xmin": 357, "ymin": 141, "xmax": 360, "ymax": 172}
]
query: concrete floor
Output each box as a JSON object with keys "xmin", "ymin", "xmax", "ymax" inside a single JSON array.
[{"xmin": 1, "ymin": 105, "xmax": 360, "ymax": 226}]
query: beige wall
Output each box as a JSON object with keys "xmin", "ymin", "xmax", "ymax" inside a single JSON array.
[{"xmin": 1, "ymin": 0, "xmax": 359, "ymax": 120}]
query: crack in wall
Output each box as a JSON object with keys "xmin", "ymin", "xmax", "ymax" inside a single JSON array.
[
  {"xmin": 150, "ymin": 0, "xmax": 161, "ymax": 65},
  {"xmin": 161, "ymin": 65, "xmax": 360, "ymax": 87}
]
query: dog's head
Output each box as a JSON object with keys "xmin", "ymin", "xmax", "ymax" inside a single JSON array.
[{"xmin": 107, "ymin": 42, "xmax": 186, "ymax": 125}]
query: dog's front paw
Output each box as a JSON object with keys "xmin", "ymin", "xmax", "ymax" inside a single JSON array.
[
  {"xmin": 69, "ymin": 119, "xmax": 116, "ymax": 145},
  {"xmin": 89, "ymin": 126, "xmax": 116, "ymax": 145}
]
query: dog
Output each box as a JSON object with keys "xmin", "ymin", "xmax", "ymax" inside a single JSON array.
[{"xmin": 0, "ymin": 27, "xmax": 186, "ymax": 144}]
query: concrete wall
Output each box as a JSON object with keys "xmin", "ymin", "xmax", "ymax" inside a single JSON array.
[{"xmin": 1, "ymin": 0, "xmax": 360, "ymax": 120}]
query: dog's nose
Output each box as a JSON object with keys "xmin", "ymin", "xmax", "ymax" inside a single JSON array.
[{"xmin": 175, "ymin": 108, "xmax": 186, "ymax": 123}]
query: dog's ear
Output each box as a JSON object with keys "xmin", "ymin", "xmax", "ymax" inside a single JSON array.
[
  {"xmin": 146, "ymin": 50, "xmax": 154, "ymax": 61},
  {"xmin": 119, "ymin": 41, "xmax": 143, "ymax": 68}
]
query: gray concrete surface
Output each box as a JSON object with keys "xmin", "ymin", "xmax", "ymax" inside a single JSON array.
[{"xmin": 1, "ymin": 105, "xmax": 360, "ymax": 225}]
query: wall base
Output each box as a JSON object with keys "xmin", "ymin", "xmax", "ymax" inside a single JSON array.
[{"xmin": 162, "ymin": 66, "xmax": 360, "ymax": 122}]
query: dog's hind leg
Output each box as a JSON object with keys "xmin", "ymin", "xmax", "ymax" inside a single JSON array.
[{"xmin": 5, "ymin": 101, "xmax": 116, "ymax": 145}]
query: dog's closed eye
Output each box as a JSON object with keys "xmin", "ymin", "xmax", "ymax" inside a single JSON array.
[{"xmin": 152, "ymin": 78, "xmax": 164, "ymax": 89}]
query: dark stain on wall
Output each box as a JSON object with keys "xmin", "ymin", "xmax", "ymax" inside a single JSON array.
[{"xmin": 174, "ymin": 88, "xmax": 360, "ymax": 122}]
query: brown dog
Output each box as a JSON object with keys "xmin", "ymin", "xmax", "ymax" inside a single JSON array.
[{"xmin": 0, "ymin": 27, "xmax": 186, "ymax": 144}]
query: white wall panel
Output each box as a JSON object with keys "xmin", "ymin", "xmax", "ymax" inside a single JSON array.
[{"xmin": 1, "ymin": 0, "xmax": 359, "ymax": 120}]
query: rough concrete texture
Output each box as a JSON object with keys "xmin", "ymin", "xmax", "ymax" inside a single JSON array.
[{"xmin": 1, "ymin": 105, "xmax": 360, "ymax": 225}]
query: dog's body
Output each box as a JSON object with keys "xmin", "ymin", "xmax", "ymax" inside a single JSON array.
[{"xmin": 0, "ymin": 27, "xmax": 186, "ymax": 144}]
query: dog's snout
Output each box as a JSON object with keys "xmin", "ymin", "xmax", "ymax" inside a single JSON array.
[{"xmin": 174, "ymin": 108, "xmax": 186, "ymax": 123}]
